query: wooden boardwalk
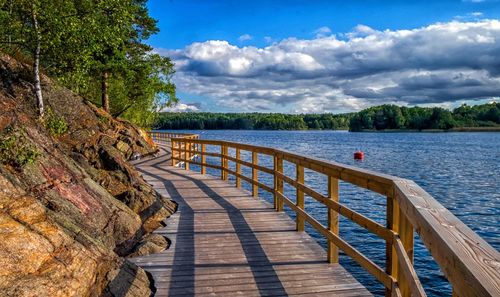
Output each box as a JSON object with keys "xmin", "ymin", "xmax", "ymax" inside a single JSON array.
[{"xmin": 130, "ymin": 146, "xmax": 371, "ymax": 296}]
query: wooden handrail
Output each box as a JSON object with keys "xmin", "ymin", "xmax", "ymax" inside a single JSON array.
[
  {"xmin": 147, "ymin": 131, "xmax": 199, "ymax": 167},
  {"xmin": 150, "ymin": 132, "xmax": 500, "ymax": 297},
  {"xmin": 393, "ymin": 179, "xmax": 500, "ymax": 296},
  {"xmin": 147, "ymin": 131, "xmax": 199, "ymax": 146}
]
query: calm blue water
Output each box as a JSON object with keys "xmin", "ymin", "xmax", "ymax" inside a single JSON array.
[{"xmin": 164, "ymin": 130, "xmax": 500, "ymax": 296}]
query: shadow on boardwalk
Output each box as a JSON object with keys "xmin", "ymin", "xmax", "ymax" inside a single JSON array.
[{"xmin": 130, "ymin": 146, "xmax": 371, "ymax": 296}]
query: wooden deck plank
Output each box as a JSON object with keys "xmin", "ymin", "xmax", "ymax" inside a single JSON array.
[{"xmin": 129, "ymin": 147, "xmax": 372, "ymax": 296}]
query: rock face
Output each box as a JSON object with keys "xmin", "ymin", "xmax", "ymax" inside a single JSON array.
[
  {"xmin": 0, "ymin": 53, "xmax": 176, "ymax": 296},
  {"xmin": 128, "ymin": 234, "xmax": 169, "ymax": 258}
]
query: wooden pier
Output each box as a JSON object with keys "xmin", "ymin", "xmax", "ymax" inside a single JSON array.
[
  {"xmin": 130, "ymin": 144, "xmax": 370, "ymax": 296},
  {"xmin": 133, "ymin": 132, "xmax": 500, "ymax": 297}
]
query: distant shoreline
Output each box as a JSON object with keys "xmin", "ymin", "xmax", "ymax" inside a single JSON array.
[
  {"xmin": 155, "ymin": 127, "xmax": 500, "ymax": 132},
  {"xmin": 352, "ymin": 127, "xmax": 500, "ymax": 132},
  {"xmin": 156, "ymin": 103, "xmax": 500, "ymax": 131}
]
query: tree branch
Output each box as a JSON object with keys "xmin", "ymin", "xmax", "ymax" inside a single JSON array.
[{"xmin": 112, "ymin": 102, "xmax": 135, "ymax": 118}]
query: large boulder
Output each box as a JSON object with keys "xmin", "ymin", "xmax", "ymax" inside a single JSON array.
[
  {"xmin": 128, "ymin": 234, "xmax": 169, "ymax": 258},
  {"xmin": 0, "ymin": 52, "xmax": 176, "ymax": 295}
]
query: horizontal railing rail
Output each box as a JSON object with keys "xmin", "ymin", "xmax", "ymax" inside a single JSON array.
[
  {"xmin": 147, "ymin": 131, "xmax": 199, "ymax": 145},
  {"xmin": 152, "ymin": 132, "xmax": 499, "ymax": 297}
]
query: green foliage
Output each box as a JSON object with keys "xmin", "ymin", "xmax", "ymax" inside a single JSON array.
[
  {"xmin": 0, "ymin": 0, "xmax": 83, "ymax": 72},
  {"xmin": 59, "ymin": 0, "xmax": 178, "ymax": 127},
  {"xmin": 44, "ymin": 109, "xmax": 68, "ymax": 136},
  {"xmin": 349, "ymin": 102, "xmax": 499, "ymax": 131},
  {"xmin": 155, "ymin": 102, "xmax": 500, "ymax": 131},
  {"xmin": 0, "ymin": 0, "xmax": 177, "ymax": 127},
  {"xmin": 107, "ymin": 52, "xmax": 177, "ymax": 127},
  {"xmin": 0, "ymin": 133, "xmax": 40, "ymax": 167},
  {"xmin": 155, "ymin": 112, "xmax": 352, "ymax": 130},
  {"xmin": 453, "ymin": 102, "xmax": 500, "ymax": 127}
]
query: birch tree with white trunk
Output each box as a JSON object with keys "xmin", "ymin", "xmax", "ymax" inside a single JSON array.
[{"xmin": 31, "ymin": 5, "xmax": 43, "ymax": 117}]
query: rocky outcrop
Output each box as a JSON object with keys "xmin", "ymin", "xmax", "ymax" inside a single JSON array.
[
  {"xmin": 128, "ymin": 234, "xmax": 169, "ymax": 258},
  {"xmin": 101, "ymin": 260, "xmax": 155, "ymax": 297},
  {"xmin": 0, "ymin": 53, "xmax": 175, "ymax": 296}
]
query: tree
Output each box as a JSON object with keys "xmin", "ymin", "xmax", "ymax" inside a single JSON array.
[
  {"xmin": 72, "ymin": 0, "xmax": 177, "ymax": 124},
  {"xmin": 110, "ymin": 52, "xmax": 177, "ymax": 127},
  {"xmin": 82, "ymin": 0, "xmax": 160, "ymax": 113},
  {"xmin": 394, "ymin": 108, "xmax": 406, "ymax": 128},
  {"xmin": 428, "ymin": 108, "xmax": 455, "ymax": 129},
  {"xmin": 1, "ymin": 0, "xmax": 177, "ymax": 126},
  {"xmin": 31, "ymin": 4, "xmax": 43, "ymax": 116},
  {"xmin": 374, "ymin": 109, "xmax": 387, "ymax": 129},
  {"xmin": 311, "ymin": 120, "xmax": 322, "ymax": 129},
  {"xmin": 0, "ymin": 0, "xmax": 76, "ymax": 117}
]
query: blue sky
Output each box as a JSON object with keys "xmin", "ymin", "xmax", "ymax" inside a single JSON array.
[{"xmin": 147, "ymin": 0, "xmax": 500, "ymax": 113}]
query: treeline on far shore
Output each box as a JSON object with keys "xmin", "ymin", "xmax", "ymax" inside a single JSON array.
[
  {"xmin": 154, "ymin": 102, "xmax": 500, "ymax": 131},
  {"xmin": 155, "ymin": 113, "xmax": 352, "ymax": 130}
]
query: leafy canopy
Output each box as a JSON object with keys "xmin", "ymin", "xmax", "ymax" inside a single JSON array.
[{"xmin": 0, "ymin": 0, "xmax": 177, "ymax": 127}]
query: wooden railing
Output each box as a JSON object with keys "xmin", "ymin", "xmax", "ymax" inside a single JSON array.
[
  {"xmin": 147, "ymin": 131, "xmax": 199, "ymax": 145},
  {"xmin": 162, "ymin": 133, "xmax": 499, "ymax": 297}
]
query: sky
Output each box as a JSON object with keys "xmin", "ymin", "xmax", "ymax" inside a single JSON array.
[{"xmin": 147, "ymin": 0, "xmax": 500, "ymax": 113}]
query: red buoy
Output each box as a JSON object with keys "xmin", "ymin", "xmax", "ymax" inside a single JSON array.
[{"xmin": 354, "ymin": 151, "xmax": 364, "ymax": 160}]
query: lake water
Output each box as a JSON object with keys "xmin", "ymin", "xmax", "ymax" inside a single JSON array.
[{"xmin": 163, "ymin": 130, "xmax": 499, "ymax": 296}]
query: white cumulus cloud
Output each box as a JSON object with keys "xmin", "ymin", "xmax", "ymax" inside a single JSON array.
[
  {"xmin": 159, "ymin": 20, "xmax": 500, "ymax": 113},
  {"xmin": 161, "ymin": 102, "xmax": 201, "ymax": 112}
]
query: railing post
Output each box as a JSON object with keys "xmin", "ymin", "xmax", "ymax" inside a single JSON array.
[
  {"xmin": 200, "ymin": 143, "xmax": 206, "ymax": 174},
  {"xmin": 185, "ymin": 141, "xmax": 190, "ymax": 171},
  {"xmin": 296, "ymin": 165, "xmax": 305, "ymax": 231},
  {"xmin": 327, "ymin": 176, "xmax": 339, "ymax": 263},
  {"xmin": 181, "ymin": 141, "xmax": 185, "ymax": 167},
  {"xmin": 182, "ymin": 141, "xmax": 186, "ymax": 169},
  {"xmin": 181, "ymin": 141, "xmax": 185, "ymax": 170},
  {"xmin": 273, "ymin": 155, "xmax": 277, "ymax": 209},
  {"xmin": 235, "ymin": 148, "xmax": 241, "ymax": 187},
  {"xmin": 220, "ymin": 145, "xmax": 228, "ymax": 180},
  {"xmin": 386, "ymin": 192, "xmax": 413, "ymax": 297},
  {"xmin": 224, "ymin": 145, "xmax": 229, "ymax": 180},
  {"xmin": 171, "ymin": 139, "xmax": 175, "ymax": 166},
  {"xmin": 386, "ymin": 194, "xmax": 398, "ymax": 297},
  {"xmin": 220, "ymin": 145, "xmax": 224, "ymax": 180},
  {"xmin": 252, "ymin": 151, "xmax": 258, "ymax": 198},
  {"xmin": 397, "ymin": 206, "xmax": 414, "ymax": 297},
  {"xmin": 274, "ymin": 154, "xmax": 284, "ymax": 211},
  {"xmin": 178, "ymin": 140, "xmax": 181, "ymax": 165},
  {"xmin": 178, "ymin": 141, "xmax": 182, "ymax": 167}
]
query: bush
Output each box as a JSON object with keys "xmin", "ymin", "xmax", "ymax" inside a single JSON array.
[
  {"xmin": 45, "ymin": 108, "xmax": 68, "ymax": 136},
  {"xmin": 0, "ymin": 134, "xmax": 39, "ymax": 167}
]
